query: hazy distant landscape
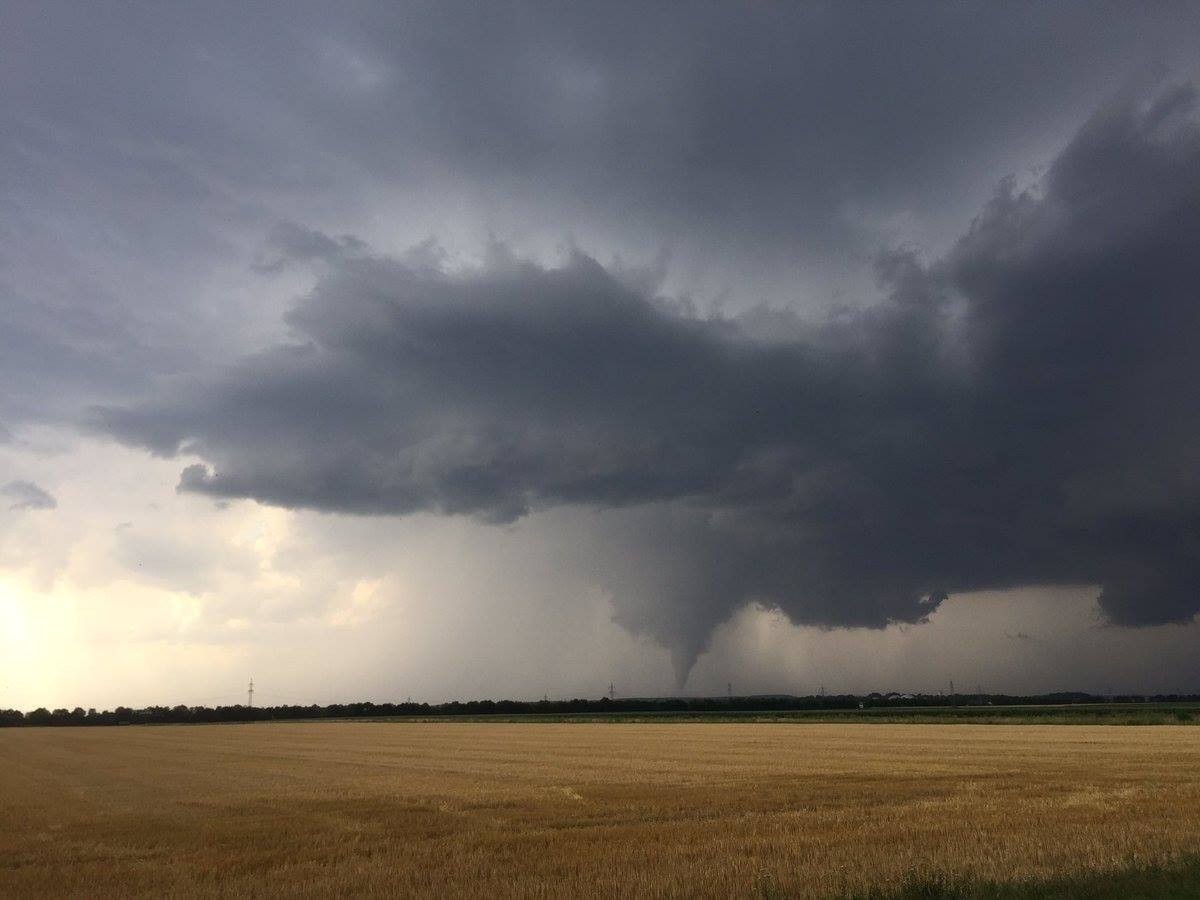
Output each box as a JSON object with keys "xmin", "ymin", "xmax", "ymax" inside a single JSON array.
[{"xmin": 5, "ymin": 694, "xmax": 1200, "ymax": 728}]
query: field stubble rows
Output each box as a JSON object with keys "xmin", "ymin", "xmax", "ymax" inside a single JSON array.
[{"xmin": 2, "ymin": 722, "xmax": 1199, "ymax": 897}]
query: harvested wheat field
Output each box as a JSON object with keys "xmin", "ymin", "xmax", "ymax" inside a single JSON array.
[{"xmin": 2, "ymin": 722, "xmax": 1199, "ymax": 898}]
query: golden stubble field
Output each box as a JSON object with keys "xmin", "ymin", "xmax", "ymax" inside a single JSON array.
[{"xmin": 2, "ymin": 722, "xmax": 1199, "ymax": 898}]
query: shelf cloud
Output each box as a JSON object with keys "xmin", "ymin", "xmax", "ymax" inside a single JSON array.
[{"xmin": 97, "ymin": 84, "xmax": 1200, "ymax": 679}]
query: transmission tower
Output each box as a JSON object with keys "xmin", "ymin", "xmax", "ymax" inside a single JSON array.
[
  {"xmin": 247, "ymin": 678, "xmax": 254, "ymax": 708},
  {"xmin": 608, "ymin": 682, "xmax": 615, "ymax": 700}
]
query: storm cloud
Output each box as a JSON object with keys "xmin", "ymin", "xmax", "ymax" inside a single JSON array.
[
  {"xmin": 5, "ymin": 2, "xmax": 1200, "ymax": 435},
  {"xmin": 97, "ymin": 83, "xmax": 1200, "ymax": 678},
  {"xmin": 7, "ymin": 3, "xmax": 1200, "ymax": 704}
]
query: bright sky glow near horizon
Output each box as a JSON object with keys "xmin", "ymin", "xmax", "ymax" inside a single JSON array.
[{"xmin": 3, "ymin": 2, "xmax": 1200, "ymax": 710}]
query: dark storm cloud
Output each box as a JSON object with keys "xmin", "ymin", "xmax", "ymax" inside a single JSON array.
[
  {"xmin": 286, "ymin": 2, "xmax": 1197, "ymax": 275},
  {"xmin": 2, "ymin": 480, "xmax": 57, "ymax": 511},
  {"xmin": 4, "ymin": 1, "xmax": 1199, "ymax": 435},
  {"xmin": 98, "ymin": 84, "xmax": 1200, "ymax": 676}
]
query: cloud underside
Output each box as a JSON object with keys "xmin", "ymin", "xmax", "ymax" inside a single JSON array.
[{"xmin": 99, "ymin": 85, "xmax": 1200, "ymax": 678}]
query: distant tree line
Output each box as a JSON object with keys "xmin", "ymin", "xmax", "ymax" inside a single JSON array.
[{"xmin": 2, "ymin": 692, "xmax": 1198, "ymax": 727}]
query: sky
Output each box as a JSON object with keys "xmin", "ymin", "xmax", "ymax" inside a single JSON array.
[{"xmin": 4, "ymin": 2, "xmax": 1200, "ymax": 710}]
